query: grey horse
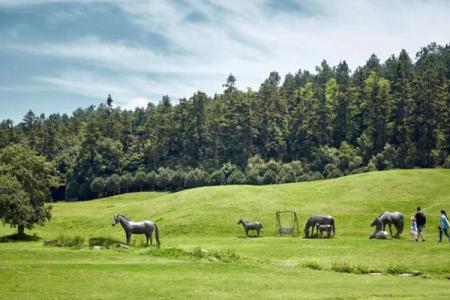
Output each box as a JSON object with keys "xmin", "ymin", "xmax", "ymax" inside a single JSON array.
[
  {"xmin": 317, "ymin": 224, "xmax": 334, "ymax": 238},
  {"xmin": 370, "ymin": 217, "xmax": 390, "ymax": 239},
  {"xmin": 237, "ymin": 219, "xmax": 263, "ymax": 237},
  {"xmin": 304, "ymin": 215, "xmax": 335, "ymax": 238},
  {"xmin": 112, "ymin": 214, "xmax": 160, "ymax": 246},
  {"xmin": 378, "ymin": 211, "xmax": 404, "ymax": 238}
]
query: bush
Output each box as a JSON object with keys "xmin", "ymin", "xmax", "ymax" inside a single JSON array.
[
  {"xmin": 157, "ymin": 167, "xmax": 172, "ymax": 190},
  {"xmin": 90, "ymin": 177, "xmax": 105, "ymax": 198},
  {"xmin": 46, "ymin": 235, "xmax": 85, "ymax": 248},
  {"xmin": 280, "ymin": 168, "xmax": 296, "ymax": 183},
  {"xmin": 246, "ymin": 168, "xmax": 261, "ymax": 185},
  {"xmin": 323, "ymin": 163, "xmax": 344, "ymax": 179},
  {"xmin": 146, "ymin": 171, "xmax": 157, "ymax": 190},
  {"xmin": 444, "ymin": 154, "xmax": 450, "ymax": 168},
  {"xmin": 89, "ymin": 236, "xmax": 122, "ymax": 248},
  {"xmin": 262, "ymin": 169, "xmax": 278, "ymax": 184},
  {"xmin": 227, "ymin": 170, "xmax": 246, "ymax": 184},
  {"xmin": 105, "ymin": 174, "xmax": 121, "ymax": 195},
  {"xmin": 303, "ymin": 261, "xmax": 322, "ymax": 270},
  {"xmin": 133, "ymin": 170, "xmax": 147, "ymax": 191},
  {"xmin": 331, "ymin": 262, "xmax": 353, "ymax": 273},
  {"xmin": 209, "ymin": 170, "xmax": 226, "ymax": 185},
  {"xmin": 171, "ymin": 171, "xmax": 186, "ymax": 190},
  {"xmin": 120, "ymin": 173, "xmax": 133, "ymax": 193}
]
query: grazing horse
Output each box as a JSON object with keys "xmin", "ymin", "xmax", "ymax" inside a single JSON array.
[
  {"xmin": 317, "ymin": 224, "xmax": 334, "ymax": 238},
  {"xmin": 304, "ymin": 215, "xmax": 335, "ymax": 238},
  {"xmin": 379, "ymin": 211, "xmax": 404, "ymax": 238},
  {"xmin": 112, "ymin": 214, "xmax": 160, "ymax": 246},
  {"xmin": 237, "ymin": 219, "xmax": 263, "ymax": 237},
  {"xmin": 370, "ymin": 217, "xmax": 390, "ymax": 239}
]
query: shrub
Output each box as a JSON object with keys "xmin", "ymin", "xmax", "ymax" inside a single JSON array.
[
  {"xmin": 323, "ymin": 163, "xmax": 343, "ymax": 179},
  {"xmin": 105, "ymin": 174, "xmax": 121, "ymax": 195},
  {"xmin": 227, "ymin": 170, "xmax": 246, "ymax": 184},
  {"xmin": 303, "ymin": 261, "xmax": 322, "ymax": 270},
  {"xmin": 120, "ymin": 173, "xmax": 133, "ymax": 193},
  {"xmin": 331, "ymin": 262, "xmax": 353, "ymax": 273},
  {"xmin": 246, "ymin": 168, "xmax": 261, "ymax": 185},
  {"xmin": 171, "ymin": 171, "xmax": 186, "ymax": 191},
  {"xmin": 89, "ymin": 236, "xmax": 122, "ymax": 248},
  {"xmin": 146, "ymin": 171, "xmax": 157, "ymax": 190},
  {"xmin": 90, "ymin": 177, "xmax": 105, "ymax": 198},
  {"xmin": 262, "ymin": 169, "xmax": 278, "ymax": 184},
  {"xmin": 133, "ymin": 170, "xmax": 147, "ymax": 191},
  {"xmin": 209, "ymin": 170, "xmax": 226, "ymax": 185}
]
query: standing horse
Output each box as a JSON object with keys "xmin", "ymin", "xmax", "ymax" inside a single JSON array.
[
  {"xmin": 112, "ymin": 214, "xmax": 160, "ymax": 246},
  {"xmin": 379, "ymin": 211, "xmax": 404, "ymax": 238},
  {"xmin": 370, "ymin": 217, "xmax": 390, "ymax": 239},
  {"xmin": 317, "ymin": 224, "xmax": 334, "ymax": 238},
  {"xmin": 304, "ymin": 215, "xmax": 335, "ymax": 238},
  {"xmin": 237, "ymin": 219, "xmax": 263, "ymax": 237}
]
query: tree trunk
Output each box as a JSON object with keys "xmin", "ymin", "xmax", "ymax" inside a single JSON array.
[{"xmin": 18, "ymin": 225, "xmax": 25, "ymax": 236}]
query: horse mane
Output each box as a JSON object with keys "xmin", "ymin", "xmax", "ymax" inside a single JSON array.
[{"xmin": 117, "ymin": 214, "xmax": 129, "ymax": 221}]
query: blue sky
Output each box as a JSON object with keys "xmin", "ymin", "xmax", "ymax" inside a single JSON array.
[{"xmin": 1, "ymin": 0, "xmax": 449, "ymax": 123}]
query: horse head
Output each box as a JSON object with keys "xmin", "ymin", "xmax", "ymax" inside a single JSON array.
[
  {"xmin": 237, "ymin": 218, "xmax": 244, "ymax": 225},
  {"xmin": 112, "ymin": 214, "xmax": 124, "ymax": 226},
  {"xmin": 370, "ymin": 216, "xmax": 381, "ymax": 227}
]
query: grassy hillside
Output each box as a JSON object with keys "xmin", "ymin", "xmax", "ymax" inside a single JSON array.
[{"xmin": 1, "ymin": 169, "xmax": 449, "ymax": 299}]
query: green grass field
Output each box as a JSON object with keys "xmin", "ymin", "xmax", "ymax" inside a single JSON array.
[{"xmin": 1, "ymin": 169, "xmax": 449, "ymax": 299}]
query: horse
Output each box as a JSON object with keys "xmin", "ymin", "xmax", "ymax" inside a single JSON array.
[
  {"xmin": 237, "ymin": 218, "xmax": 263, "ymax": 237},
  {"xmin": 317, "ymin": 224, "xmax": 334, "ymax": 238},
  {"xmin": 112, "ymin": 214, "xmax": 160, "ymax": 246},
  {"xmin": 378, "ymin": 211, "xmax": 404, "ymax": 238},
  {"xmin": 304, "ymin": 215, "xmax": 335, "ymax": 238},
  {"xmin": 370, "ymin": 217, "xmax": 390, "ymax": 239}
]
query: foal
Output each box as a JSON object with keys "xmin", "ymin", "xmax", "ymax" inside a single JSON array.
[
  {"xmin": 237, "ymin": 219, "xmax": 263, "ymax": 237},
  {"xmin": 317, "ymin": 224, "xmax": 333, "ymax": 238}
]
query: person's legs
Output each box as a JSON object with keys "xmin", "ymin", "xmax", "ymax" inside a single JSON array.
[
  {"xmin": 444, "ymin": 228, "xmax": 450, "ymax": 241},
  {"xmin": 417, "ymin": 226, "xmax": 425, "ymax": 241},
  {"xmin": 439, "ymin": 227, "xmax": 443, "ymax": 242}
]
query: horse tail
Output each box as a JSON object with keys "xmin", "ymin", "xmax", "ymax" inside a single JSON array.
[
  {"xmin": 154, "ymin": 223, "xmax": 160, "ymax": 246},
  {"xmin": 304, "ymin": 218, "xmax": 311, "ymax": 238},
  {"xmin": 398, "ymin": 215, "xmax": 404, "ymax": 235},
  {"xmin": 331, "ymin": 218, "xmax": 336, "ymax": 236}
]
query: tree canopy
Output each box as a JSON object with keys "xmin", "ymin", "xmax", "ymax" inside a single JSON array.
[
  {"xmin": 0, "ymin": 144, "xmax": 58, "ymax": 234},
  {"xmin": 0, "ymin": 43, "xmax": 449, "ymax": 200}
]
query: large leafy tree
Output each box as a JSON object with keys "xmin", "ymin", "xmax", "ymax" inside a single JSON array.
[{"xmin": 0, "ymin": 144, "xmax": 58, "ymax": 235}]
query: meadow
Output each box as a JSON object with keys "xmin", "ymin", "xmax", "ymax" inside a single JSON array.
[{"xmin": 1, "ymin": 169, "xmax": 449, "ymax": 299}]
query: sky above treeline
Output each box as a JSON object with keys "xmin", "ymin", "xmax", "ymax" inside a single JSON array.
[{"xmin": 1, "ymin": 0, "xmax": 449, "ymax": 123}]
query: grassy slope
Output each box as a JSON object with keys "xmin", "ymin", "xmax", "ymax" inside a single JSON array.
[{"xmin": 1, "ymin": 169, "xmax": 449, "ymax": 299}]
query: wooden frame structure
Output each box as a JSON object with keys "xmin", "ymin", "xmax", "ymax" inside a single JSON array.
[{"xmin": 276, "ymin": 210, "xmax": 300, "ymax": 236}]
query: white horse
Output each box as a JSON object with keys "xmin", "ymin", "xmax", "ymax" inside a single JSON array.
[{"xmin": 112, "ymin": 214, "xmax": 160, "ymax": 246}]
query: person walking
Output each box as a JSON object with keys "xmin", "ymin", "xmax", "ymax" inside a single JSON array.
[
  {"xmin": 414, "ymin": 207, "xmax": 426, "ymax": 242},
  {"xmin": 438, "ymin": 210, "xmax": 450, "ymax": 242},
  {"xmin": 410, "ymin": 216, "xmax": 418, "ymax": 241}
]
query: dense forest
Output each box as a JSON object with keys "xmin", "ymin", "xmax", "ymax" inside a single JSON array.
[{"xmin": 1, "ymin": 43, "xmax": 449, "ymax": 201}]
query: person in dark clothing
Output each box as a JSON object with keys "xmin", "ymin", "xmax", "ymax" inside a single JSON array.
[{"xmin": 415, "ymin": 207, "xmax": 426, "ymax": 241}]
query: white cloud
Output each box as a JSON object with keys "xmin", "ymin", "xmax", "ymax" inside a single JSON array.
[
  {"xmin": 120, "ymin": 97, "xmax": 150, "ymax": 110},
  {"xmin": 3, "ymin": 0, "xmax": 450, "ymax": 104}
]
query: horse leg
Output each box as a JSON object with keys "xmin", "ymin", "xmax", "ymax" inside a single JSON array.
[
  {"xmin": 126, "ymin": 233, "xmax": 131, "ymax": 245},
  {"xmin": 245, "ymin": 229, "xmax": 248, "ymax": 237},
  {"xmin": 388, "ymin": 223, "xmax": 394, "ymax": 238},
  {"xmin": 257, "ymin": 228, "xmax": 260, "ymax": 237}
]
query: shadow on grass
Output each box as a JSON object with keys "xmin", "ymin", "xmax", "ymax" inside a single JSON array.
[{"xmin": 0, "ymin": 233, "xmax": 40, "ymax": 243}]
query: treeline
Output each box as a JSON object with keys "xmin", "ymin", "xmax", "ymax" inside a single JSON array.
[{"xmin": 0, "ymin": 43, "xmax": 449, "ymax": 200}]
